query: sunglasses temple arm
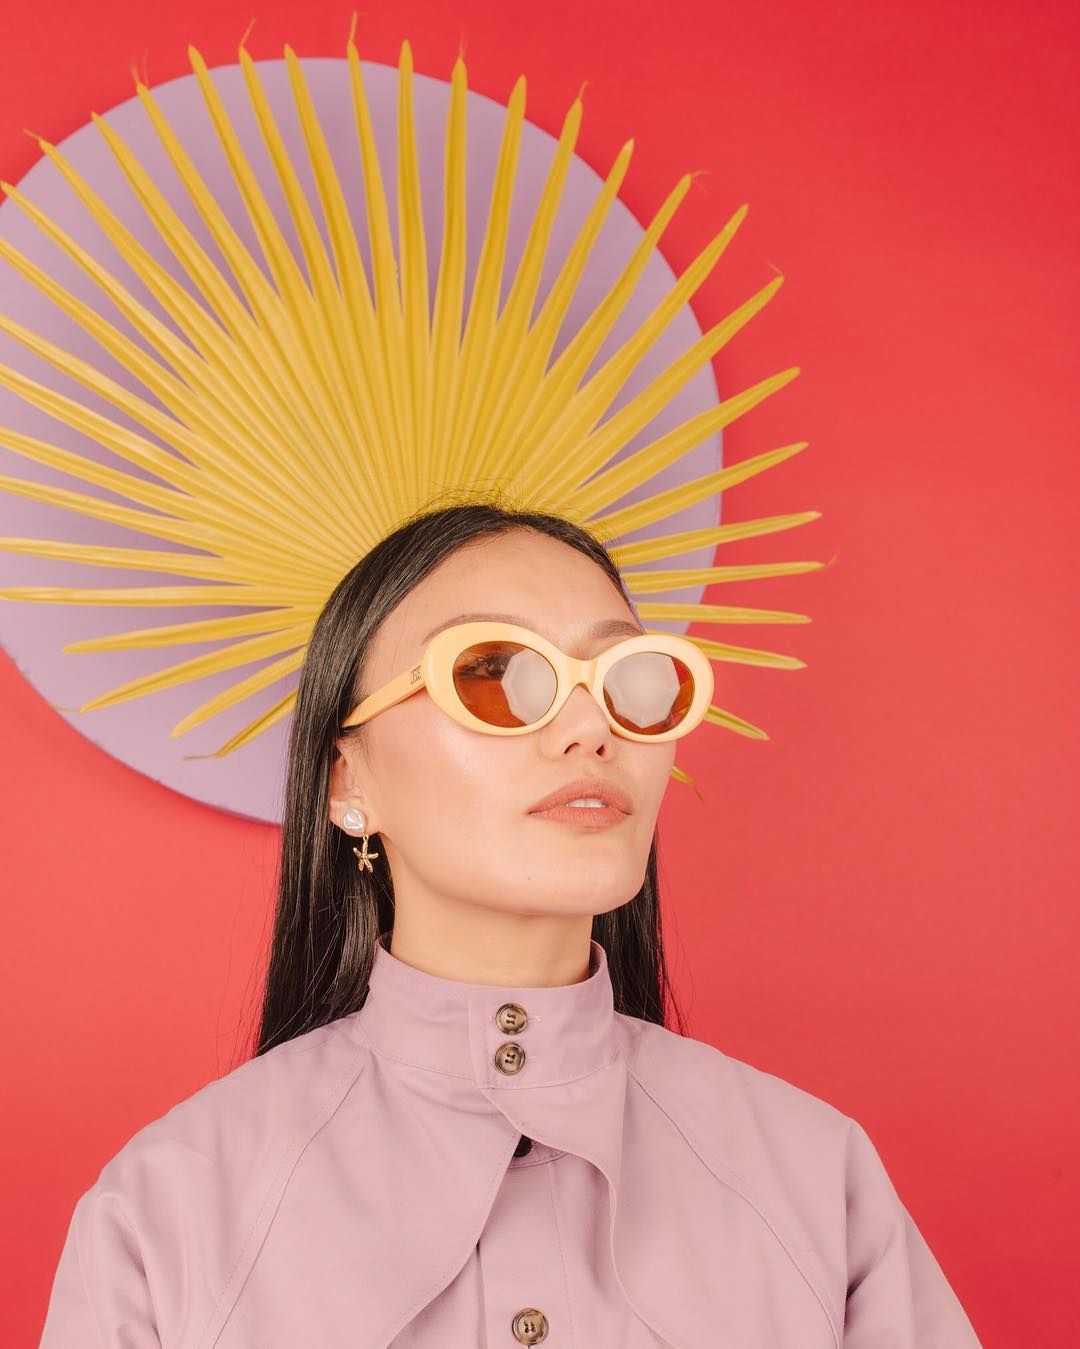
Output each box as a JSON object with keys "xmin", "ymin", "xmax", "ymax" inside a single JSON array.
[{"xmin": 340, "ymin": 663, "xmax": 425, "ymax": 728}]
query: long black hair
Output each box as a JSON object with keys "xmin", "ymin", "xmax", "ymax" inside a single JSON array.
[{"xmin": 250, "ymin": 494, "xmax": 689, "ymax": 1058}]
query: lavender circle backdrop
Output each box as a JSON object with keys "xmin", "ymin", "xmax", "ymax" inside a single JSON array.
[{"xmin": 0, "ymin": 56, "xmax": 724, "ymax": 824}]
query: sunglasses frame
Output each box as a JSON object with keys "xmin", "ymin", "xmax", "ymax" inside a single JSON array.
[{"xmin": 339, "ymin": 620, "xmax": 715, "ymax": 742}]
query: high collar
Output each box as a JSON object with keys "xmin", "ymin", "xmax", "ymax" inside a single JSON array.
[
  {"xmin": 357, "ymin": 930, "xmax": 619, "ymax": 1090},
  {"xmin": 260, "ymin": 934, "xmax": 705, "ymax": 1346}
]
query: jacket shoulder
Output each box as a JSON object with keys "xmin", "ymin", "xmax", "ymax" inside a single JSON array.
[
  {"xmin": 47, "ymin": 1018, "xmax": 370, "ymax": 1347},
  {"xmin": 96, "ymin": 1014, "xmax": 369, "ymax": 1196},
  {"xmin": 619, "ymin": 1014, "xmax": 856, "ymax": 1256},
  {"xmin": 613, "ymin": 1018, "xmax": 983, "ymax": 1345},
  {"xmin": 622, "ymin": 1013, "xmax": 853, "ymax": 1136}
]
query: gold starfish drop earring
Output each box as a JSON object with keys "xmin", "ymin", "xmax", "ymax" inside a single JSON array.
[{"xmin": 341, "ymin": 808, "xmax": 379, "ymax": 873}]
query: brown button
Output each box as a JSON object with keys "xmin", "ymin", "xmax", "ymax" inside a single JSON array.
[
  {"xmin": 513, "ymin": 1134, "xmax": 534, "ymax": 1158},
  {"xmin": 494, "ymin": 1041, "xmax": 526, "ymax": 1074},
  {"xmin": 511, "ymin": 1308, "xmax": 548, "ymax": 1344},
  {"xmin": 496, "ymin": 1002, "xmax": 528, "ymax": 1033}
]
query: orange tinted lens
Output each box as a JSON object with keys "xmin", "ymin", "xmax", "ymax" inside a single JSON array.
[
  {"xmin": 603, "ymin": 651, "xmax": 695, "ymax": 734},
  {"xmin": 452, "ymin": 641, "xmax": 558, "ymax": 727}
]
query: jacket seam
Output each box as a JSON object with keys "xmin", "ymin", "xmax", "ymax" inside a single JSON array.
[
  {"xmin": 545, "ymin": 1162, "xmax": 579, "ymax": 1348},
  {"xmin": 625, "ymin": 1056, "xmax": 843, "ymax": 1349},
  {"xmin": 193, "ymin": 1033, "xmax": 371, "ymax": 1349}
]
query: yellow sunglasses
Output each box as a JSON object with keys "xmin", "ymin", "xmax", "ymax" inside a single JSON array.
[{"xmin": 339, "ymin": 621, "xmax": 714, "ymax": 742}]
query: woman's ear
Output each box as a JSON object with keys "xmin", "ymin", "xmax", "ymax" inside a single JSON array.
[{"xmin": 327, "ymin": 741, "xmax": 375, "ymax": 833}]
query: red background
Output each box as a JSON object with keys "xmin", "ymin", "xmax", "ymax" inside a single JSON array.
[{"xmin": 2, "ymin": 1, "xmax": 1077, "ymax": 1344}]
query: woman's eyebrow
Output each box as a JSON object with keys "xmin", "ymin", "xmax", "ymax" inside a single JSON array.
[{"xmin": 422, "ymin": 612, "xmax": 645, "ymax": 643}]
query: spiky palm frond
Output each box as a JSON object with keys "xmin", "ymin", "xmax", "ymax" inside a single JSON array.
[{"xmin": 0, "ymin": 31, "xmax": 823, "ymax": 781}]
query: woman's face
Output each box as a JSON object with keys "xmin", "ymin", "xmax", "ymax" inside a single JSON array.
[{"xmin": 329, "ymin": 530, "xmax": 678, "ymax": 965}]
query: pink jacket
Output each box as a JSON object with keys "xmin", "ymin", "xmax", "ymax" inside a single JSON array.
[{"xmin": 40, "ymin": 935, "xmax": 983, "ymax": 1347}]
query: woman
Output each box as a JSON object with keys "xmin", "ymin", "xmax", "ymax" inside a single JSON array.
[{"xmin": 39, "ymin": 501, "xmax": 983, "ymax": 1347}]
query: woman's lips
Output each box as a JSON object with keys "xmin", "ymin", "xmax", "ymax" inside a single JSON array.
[{"xmin": 528, "ymin": 803, "xmax": 627, "ymax": 827}]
